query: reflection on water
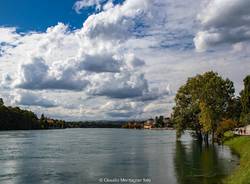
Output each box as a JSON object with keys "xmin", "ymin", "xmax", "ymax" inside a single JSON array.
[
  {"xmin": 0, "ymin": 129, "xmax": 238, "ymax": 184},
  {"xmin": 174, "ymin": 140, "xmax": 238, "ymax": 184}
]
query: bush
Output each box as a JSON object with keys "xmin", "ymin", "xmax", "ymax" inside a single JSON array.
[
  {"xmin": 216, "ymin": 119, "xmax": 238, "ymax": 141},
  {"xmin": 223, "ymin": 131, "xmax": 235, "ymax": 142}
]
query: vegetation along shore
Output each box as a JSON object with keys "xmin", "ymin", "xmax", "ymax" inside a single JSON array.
[
  {"xmin": 170, "ymin": 71, "xmax": 250, "ymax": 183},
  {"xmin": 171, "ymin": 71, "xmax": 250, "ymax": 144},
  {"xmin": 223, "ymin": 136, "xmax": 250, "ymax": 184}
]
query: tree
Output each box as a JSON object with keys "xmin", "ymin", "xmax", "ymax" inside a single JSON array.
[
  {"xmin": 226, "ymin": 97, "xmax": 241, "ymax": 121},
  {"xmin": 159, "ymin": 116, "xmax": 164, "ymax": 127},
  {"xmin": 240, "ymin": 113, "xmax": 250, "ymax": 126},
  {"xmin": 0, "ymin": 103, "xmax": 39, "ymax": 130},
  {"xmin": 171, "ymin": 83, "xmax": 201, "ymax": 139},
  {"xmin": 155, "ymin": 116, "xmax": 164, "ymax": 128},
  {"xmin": 40, "ymin": 114, "xmax": 45, "ymax": 121},
  {"xmin": 40, "ymin": 114, "xmax": 49, "ymax": 129},
  {"xmin": 0, "ymin": 98, "xmax": 4, "ymax": 106},
  {"xmin": 240, "ymin": 75, "xmax": 250, "ymax": 125},
  {"xmin": 172, "ymin": 71, "xmax": 235, "ymax": 142}
]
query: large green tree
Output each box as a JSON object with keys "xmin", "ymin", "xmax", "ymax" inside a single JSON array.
[
  {"xmin": 172, "ymin": 84, "xmax": 201, "ymax": 139},
  {"xmin": 172, "ymin": 71, "xmax": 235, "ymax": 142}
]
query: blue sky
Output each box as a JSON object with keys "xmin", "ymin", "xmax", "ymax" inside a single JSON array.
[
  {"xmin": 0, "ymin": 0, "xmax": 92, "ymax": 32},
  {"xmin": 0, "ymin": 0, "xmax": 250, "ymax": 120},
  {"xmin": 0, "ymin": 0, "xmax": 124, "ymax": 32}
]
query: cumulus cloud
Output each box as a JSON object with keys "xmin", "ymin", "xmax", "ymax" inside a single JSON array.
[
  {"xmin": 12, "ymin": 90, "xmax": 57, "ymax": 108},
  {"xmin": 87, "ymin": 72, "xmax": 148, "ymax": 99},
  {"xmin": 137, "ymin": 85, "xmax": 171, "ymax": 102},
  {"xmin": 194, "ymin": 0, "xmax": 250, "ymax": 52},
  {"xmin": 81, "ymin": 0, "xmax": 167, "ymax": 40},
  {"xmin": 79, "ymin": 53, "xmax": 122, "ymax": 73},
  {"xmin": 0, "ymin": 27, "xmax": 20, "ymax": 44},
  {"xmin": 101, "ymin": 101, "xmax": 143, "ymax": 118},
  {"xmin": 78, "ymin": 53, "xmax": 144, "ymax": 73},
  {"xmin": 13, "ymin": 57, "xmax": 89, "ymax": 91},
  {"xmin": 0, "ymin": 27, "xmax": 21, "ymax": 56},
  {"xmin": 73, "ymin": 0, "xmax": 106, "ymax": 13}
]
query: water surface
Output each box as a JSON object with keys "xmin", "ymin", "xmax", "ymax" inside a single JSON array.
[{"xmin": 0, "ymin": 129, "xmax": 238, "ymax": 184}]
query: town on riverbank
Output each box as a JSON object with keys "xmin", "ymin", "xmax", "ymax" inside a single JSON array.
[{"xmin": 121, "ymin": 116, "xmax": 174, "ymax": 130}]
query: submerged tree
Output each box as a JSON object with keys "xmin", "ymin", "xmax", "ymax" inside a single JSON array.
[
  {"xmin": 171, "ymin": 71, "xmax": 235, "ymax": 142},
  {"xmin": 171, "ymin": 85, "xmax": 201, "ymax": 139}
]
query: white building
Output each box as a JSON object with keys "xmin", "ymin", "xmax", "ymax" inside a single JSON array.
[
  {"xmin": 246, "ymin": 125, "xmax": 250, "ymax": 134},
  {"xmin": 235, "ymin": 125, "xmax": 250, "ymax": 135}
]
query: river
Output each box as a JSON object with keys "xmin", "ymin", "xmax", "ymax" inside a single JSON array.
[{"xmin": 0, "ymin": 129, "xmax": 238, "ymax": 184}]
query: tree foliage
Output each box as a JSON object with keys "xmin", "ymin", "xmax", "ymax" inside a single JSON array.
[
  {"xmin": 216, "ymin": 119, "xmax": 238, "ymax": 141},
  {"xmin": 226, "ymin": 97, "xmax": 241, "ymax": 121},
  {"xmin": 0, "ymin": 104, "xmax": 39, "ymax": 130},
  {"xmin": 0, "ymin": 98, "xmax": 65, "ymax": 130},
  {"xmin": 240, "ymin": 75, "xmax": 250, "ymax": 125},
  {"xmin": 172, "ymin": 84, "xmax": 201, "ymax": 138},
  {"xmin": 171, "ymin": 71, "xmax": 235, "ymax": 141}
]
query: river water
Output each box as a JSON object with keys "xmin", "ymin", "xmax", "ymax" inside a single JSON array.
[{"xmin": 0, "ymin": 129, "xmax": 238, "ymax": 184}]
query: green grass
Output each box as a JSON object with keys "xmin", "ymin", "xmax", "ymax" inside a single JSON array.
[
  {"xmin": 223, "ymin": 136, "xmax": 250, "ymax": 184},
  {"xmin": 223, "ymin": 131, "xmax": 235, "ymax": 142}
]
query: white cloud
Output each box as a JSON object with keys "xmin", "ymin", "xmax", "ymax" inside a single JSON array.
[
  {"xmin": 87, "ymin": 72, "xmax": 148, "ymax": 99},
  {"xmin": 101, "ymin": 100, "xmax": 143, "ymax": 118},
  {"xmin": 81, "ymin": 0, "xmax": 167, "ymax": 40},
  {"xmin": 194, "ymin": 31, "xmax": 222, "ymax": 52},
  {"xmin": 13, "ymin": 57, "xmax": 89, "ymax": 91},
  {"xmin": 0, "ymin": 27, "xmax": 20, "ymax": 44},
  {"xmin": 137, "ymin": 85, "xmax": 171, "ymax": 102},
  {"xmin": 73, "ymin": 0, "xmax": 106, "ymax": 13},
  {"xmin": 194, "ymin": 0, "xmax": 250, "ymax": 51},
  {"xmin": 0, "ymin": 27, "xmax": 22, "ymax": 56},
  {"xmin": 11, "ymin": 90, "xmax": 57, "ymax": 108}
]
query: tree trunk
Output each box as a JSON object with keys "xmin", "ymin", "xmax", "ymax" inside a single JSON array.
[
  {"xmin": 212, "ymin": 130, "xmax": 215, "ymax": 144},
  {"xmin": 197, "ymin": 131, "xmax": 203, "ymax": 142},
  {"xmin": 204, "ymin": 133, "xmax": 209, "ymax": 145}
]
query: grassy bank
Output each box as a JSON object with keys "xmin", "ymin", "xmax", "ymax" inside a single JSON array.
[{"xmin": 223, "ymin": 136, "xmax": 250, "ymax": 184}]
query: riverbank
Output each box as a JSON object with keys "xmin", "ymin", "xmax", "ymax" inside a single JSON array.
[{"xmin": 223, "ymin": 136, "xmax": 250, "ymax": 184}]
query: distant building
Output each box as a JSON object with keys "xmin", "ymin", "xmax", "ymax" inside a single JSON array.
[
  {"xmin": 143, "ymin": 119, "xmax": 155, "ymax": 129},
  {"xmin": 235, "ymin": 125, "xmax": 250, "ymax": 135},
  {"xmin": 246, "ymin": 125, "xmax": 250, "ymax": 134},
  {"xmin": 47, "ymin": 119, "xmax": 54, "ymax": 124},
  {"xmin": 143, "ymin": 122, "xmax": 152, "ymax": 129}
]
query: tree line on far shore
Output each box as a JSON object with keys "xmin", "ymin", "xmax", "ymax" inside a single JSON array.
[
  {"xmin": 0, "ymin": 100, "xmax": 65, "ymax": 130},
  {"xmin": 0, "ymin": 99, "xmax": 124, "ymax": 130},
  {"xmin": 171, "ymin": 71, "xmax": 250, "ymax": 143}
]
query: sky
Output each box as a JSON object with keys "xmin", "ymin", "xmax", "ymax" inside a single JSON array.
[{"xmin": 0, "ymin": 0, "xmax": 250, "ymax": 121}]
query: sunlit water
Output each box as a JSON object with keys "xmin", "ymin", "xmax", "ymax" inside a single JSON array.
[{"xmin": 0, "ymin": 129, "xmax": 238, "ymax": 184}]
